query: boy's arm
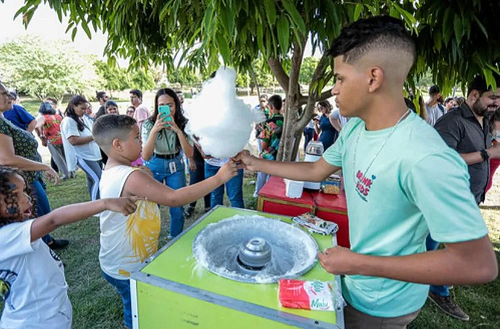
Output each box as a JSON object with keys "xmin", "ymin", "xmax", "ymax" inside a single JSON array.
[
  {"xmin": 234, "ymin": 150, "xmax": 339, "ymax": 182},
  {"xmin": 31, "ymin": 197, "xmax": 139, "ymax": 242},
  {"xmin": 318, "ymin": 235, "xmax": 497, "ymax": 285},
  {"xmin": 123, "ymin": 162, "xmax": 237, "ymax": 207}
]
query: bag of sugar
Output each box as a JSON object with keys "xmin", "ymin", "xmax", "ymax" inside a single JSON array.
[{"xmin": 278, "ymin": 279, "xmax": 335, "ymax": 311}]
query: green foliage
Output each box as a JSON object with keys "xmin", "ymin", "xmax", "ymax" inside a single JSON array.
[
  {"xmin": 412, "ymin": 1, "xmax": 500, "ymax": 94},
  {"xmin": 299, "ymin": 57, "xmax": 320, "ymax": 85},
  {"xmin": 14, "ymin": 0, "xmax": 500, "ymax": 159},
  {"xmin": 0, "ymin": 35, "xmax": 101, "ymax": 100},
  {"xmin": 167, "ymin": 67, "xmax": 202, "ymax": 88},
  {"xmin": 93, "ymin": 60, "xmax": 156, "ymax": 91},
  {"xmin": 17, "ymin": 0, "xmax": 498, "ymax": 92},
  {"xmin": 236, "ymin": 58, "xmax": 274, "ymax": 89},
  {"xmin": 93, "ymin": 60, "xmax": 129, "ymax": 91}
]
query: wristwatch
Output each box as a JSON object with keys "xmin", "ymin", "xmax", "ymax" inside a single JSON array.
[{"xmin": 480, "ymin": 149, "xmax": 490, "ymax": 161}]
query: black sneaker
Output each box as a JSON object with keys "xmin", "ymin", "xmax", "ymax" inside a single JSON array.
[
  {"xmin": 184, "ymin": 207, "xmax": 194, "ymax": 218},
  {"xmin": 48, "ymin": 239, "xmax": 70, "ymax": 250},
  {"xmin": 428, "ymin": 291, "xmax": 469, "ymax": 321}
]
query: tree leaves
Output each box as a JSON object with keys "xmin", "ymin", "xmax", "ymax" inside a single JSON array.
[
  {"xmin": 354, "ymin": 3, "xmax": 363, "ymax": 21},
  {"xmin": 281, "ymin": 0, "xmax": 306, "ymax": 36},
  {"xmin": 277, "ymin": 16, "xmax": 290, "ymax": 56},
  {"xmin": 263, "ymin": 0, "xmax": 277, "ymax": 25}
]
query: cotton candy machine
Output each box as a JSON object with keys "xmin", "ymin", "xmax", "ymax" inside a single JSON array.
[
  {"xmin": 130, "ymin": 206, "xmax": 344, "ymax": 329},
  {"xmin": 192, "ymin": 215, "xmax": 319, "ymax": 283}
]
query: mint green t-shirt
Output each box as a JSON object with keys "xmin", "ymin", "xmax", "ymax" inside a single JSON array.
[{"xmin": 323, "ymin": 111, "xmax": 488, "ymax": 317}]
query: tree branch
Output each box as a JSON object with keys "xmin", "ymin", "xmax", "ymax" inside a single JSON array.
[
  {"xmin": 267, "ymin": 58, "xmax": 289, "ymax": 92},
  {"xmin": 318, "ymin": 88, "xmax": 334, "ymax": 101},
  {"xmin": 288, "ymin": 36, "xmax": 308, "ymax": 98}
]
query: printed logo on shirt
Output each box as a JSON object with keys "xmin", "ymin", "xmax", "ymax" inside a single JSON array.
[
  {"xmin": 126, "ymin": 200, "xmax": 161, "ymax": 263},
  {"xmin": 0, "ymin": 270, "xmax": 18, "ymax": 301},
  {"xmin": 355, "ymin": 171, "xmax": 376, "ymax": 202}
]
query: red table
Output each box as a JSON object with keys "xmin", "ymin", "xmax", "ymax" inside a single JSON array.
[
  {"xmin": 257, "ymin": 176, "xmax": 350, "ymax": 248},
  {"xmin": 257, "ymin": 176, "xmax": 316, "ymax": 216}
]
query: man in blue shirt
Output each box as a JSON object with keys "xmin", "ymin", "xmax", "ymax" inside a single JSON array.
[
  {"xmin": 235, "ymin": 16, "xmax": 497, "ymax": 328},
  {"xmin": 3, "ymin": 92, "xmax": 36, "ymax": 132}
]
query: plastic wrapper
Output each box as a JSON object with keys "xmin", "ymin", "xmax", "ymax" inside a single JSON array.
[
  {"xmin": 292, "ymin": 213, "xmax": 338, "ymax": 236},
  {"xmin": 321, "ymin": 175, "xmax": 342, "ymax": 195},
  {"xmin": 278, "ymin": 279, "xmax": 345, "ymax": 312}
]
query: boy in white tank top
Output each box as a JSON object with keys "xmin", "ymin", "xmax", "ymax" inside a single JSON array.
[{"xmin": 93, "ymin": 115, "xmax": 238, "ymax": 328}]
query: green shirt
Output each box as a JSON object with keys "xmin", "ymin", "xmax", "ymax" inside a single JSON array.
[
  {"xmin": 0, "ymin": 117, "xmax": 42, "ymax": 184},
  {"xmin": 322, "ymin": 112, "xmax": 488, "ymax": 317},
  {"xmin": 141, "ymin": 119, "xmax": 193, "ymax": 155}
]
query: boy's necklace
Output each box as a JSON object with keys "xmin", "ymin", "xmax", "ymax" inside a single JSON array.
[{"xmin": 352, "ymin": 109, "xmax": 411, "ymax": 185}]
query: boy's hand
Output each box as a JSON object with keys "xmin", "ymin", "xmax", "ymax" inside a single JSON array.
[
  {"xmin": 317, "ymin": 246, "xmax": 360, "ymax": 275},
  {"xmin": 217, "ymin": 160, "xmax": 238, "ymax": 182},
  {"xmin": 233, "ymin": 150, "xmax": 257, "ymax": 171},
  {"xmin": 105, "ymin": 196, "xmax": 142, "ymax": 216}
]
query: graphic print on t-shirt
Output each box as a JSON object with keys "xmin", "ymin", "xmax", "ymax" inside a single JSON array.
[
  {"xmin": 355, "ymin": 170, "xmax": 376, "ymax": 202},
  {"xmin": 0, "ymin": 270, "xmax": 18, "ymax": 302},
  {"xmin": 124, "ymin": 200, "xmax": 161, "ymax": 265}
]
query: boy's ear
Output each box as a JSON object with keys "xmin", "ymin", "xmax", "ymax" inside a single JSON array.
[{"xmin": 111, "ymin": 138, "xmax": 122, "ymax": 151}]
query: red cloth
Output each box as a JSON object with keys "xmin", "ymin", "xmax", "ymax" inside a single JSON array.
[{"xmin": 486, "ymin": 158, "xmax": 500, "ymax": 193}]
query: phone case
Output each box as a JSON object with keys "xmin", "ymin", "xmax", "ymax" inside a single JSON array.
[{"xmin": 158, "ymin": 105, "xmax": 173, "ymax": 125}]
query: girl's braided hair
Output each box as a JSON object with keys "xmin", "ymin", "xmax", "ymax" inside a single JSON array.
[{"xmin": 0, "ymin": 167, "xmax": 36, "ymax": 228}]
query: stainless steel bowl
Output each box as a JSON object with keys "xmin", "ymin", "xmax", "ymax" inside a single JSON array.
[{"xmin": 192, "ymin": 215, "xmax": 318, "ymax": 284}]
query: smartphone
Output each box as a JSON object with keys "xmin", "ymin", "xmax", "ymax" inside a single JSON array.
[{"xmin": 158, "ymin": 105, "xmax": 173, "ymax": 126}]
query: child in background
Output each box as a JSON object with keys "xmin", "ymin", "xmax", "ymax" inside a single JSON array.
[
  {"xmin": 92, "ymin": 115, "xmax": 238, "ymax": 329},
  {"xmin": 0, "ymin": 167, "xmax": 138, "ymax": 329},
  {"xmin": 486, "ymin": 109, "xmax": 500, "ymax": 193}
]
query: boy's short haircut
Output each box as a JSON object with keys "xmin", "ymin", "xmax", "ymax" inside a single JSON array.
[
  {"xmin": 327, "ymin": 16, "xmax": 416, "ymax": 65},
  {"xmin": 93, "ymin": 114, "xmax": 137, "ymax": 151},
  {"xmin": 268, "ymin": 95, "xmax": 282, "ymax": 111},
  {"xmin": 130, "ymin": 89, "xmax": 143, "ymax": 99}
]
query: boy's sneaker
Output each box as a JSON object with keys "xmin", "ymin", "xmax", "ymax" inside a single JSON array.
[{"xmin": 428, "ymin": 291, "xmax": 469, "ymax": 321}]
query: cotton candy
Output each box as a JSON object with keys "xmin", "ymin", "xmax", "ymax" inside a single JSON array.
[{"xmin": 184, "ymin": 67, "xmax": 265, "ymax": 158}]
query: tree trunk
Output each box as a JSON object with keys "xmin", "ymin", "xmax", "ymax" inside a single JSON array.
[{"xmin": 267, "ymin": 39, "xmax": 335, "ymax": 162}]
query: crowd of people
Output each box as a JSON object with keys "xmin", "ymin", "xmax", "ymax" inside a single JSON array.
[{"xmin": 0, "ymin": 15, "xmax": 499, "ymax": 329}]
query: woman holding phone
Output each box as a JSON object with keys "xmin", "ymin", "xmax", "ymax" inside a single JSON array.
[{"xmin": 142, "ymin": 88, "xmax": 193, "ymax": 238}]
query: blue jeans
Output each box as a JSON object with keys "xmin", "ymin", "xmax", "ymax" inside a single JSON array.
[
  {"xmin": 145, "ymin": 154, "xmax": 186, "ymax": 238},
  {"xmin": 204, "ymin": 163, "xmax": 244, "ymax": 209},
  {"xmin": 254, "ymin": 172, "xmax": 269, "ymax": 196},
  {"xmin": 187, "ymin": 158, "xmax": 210, "ymax": 210},
  {"xmin": 102, "ymin": 271, "xmax": 132, "ymax": 328},
  {"xmin": 303, "ymin": 127, "xmax": 315, "ymax": 152},
  {"xmin": 426, "ymin": 234, "xmax": 449, "ymax": 296},
  {"xmin": 32, "ymin": 179, "xmax": 53, "ymax": 244}
]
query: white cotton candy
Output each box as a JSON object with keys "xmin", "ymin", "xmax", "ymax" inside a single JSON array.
[{"xmin": 184, "ymin": 67, "xmax": 265, "ymax": 158}]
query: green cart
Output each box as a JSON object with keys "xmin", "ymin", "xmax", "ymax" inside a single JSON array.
[{"xmin": 130, "ymin": 206, "xmax": 345, "ymax": 328}]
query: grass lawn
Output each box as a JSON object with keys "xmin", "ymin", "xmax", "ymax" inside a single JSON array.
[{"xmin": 1, "ymin": 171, "xmax": 498, "ymax": 328}]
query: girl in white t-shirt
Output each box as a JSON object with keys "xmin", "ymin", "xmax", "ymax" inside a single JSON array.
[
  {"xmin": 61, "ymin": 96, "xmax": 103, "ymax": 201},
  {"xmin": 0, "ymin": 167, "xmax": 139, "ymax": 329}
]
